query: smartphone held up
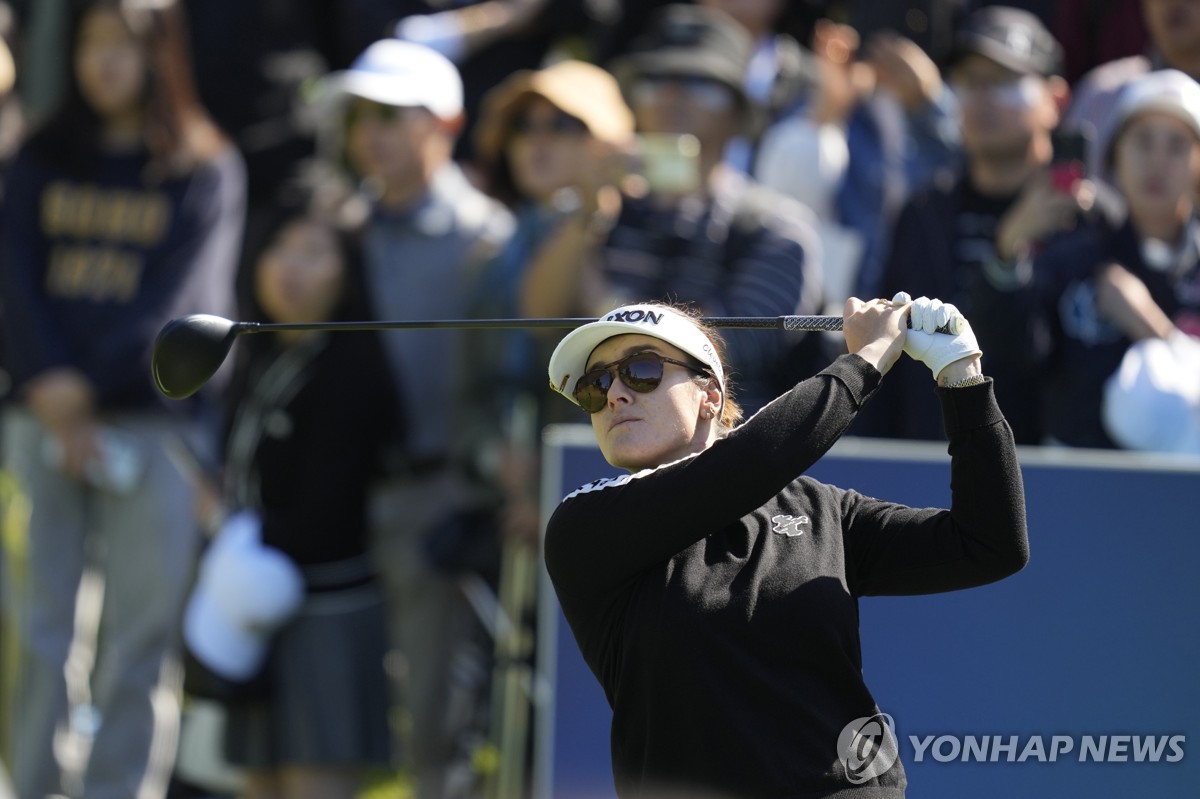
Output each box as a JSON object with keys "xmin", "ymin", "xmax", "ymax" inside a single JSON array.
[
  {"xmin": 1049, "ymin": 128, "xmax": 1090, "ymax": 194},
  {"xmin": 625, "ymin": 133, "xmax": 702, "ymax": 195}
]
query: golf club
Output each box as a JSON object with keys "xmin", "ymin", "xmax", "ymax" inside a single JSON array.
[
  {"xmin": 152, "ymin": 312, "xmax": 853, "ymax": 400},
  {"xmin": 152, "ymin": 310, "xmax": 956, "ymax": 400}
]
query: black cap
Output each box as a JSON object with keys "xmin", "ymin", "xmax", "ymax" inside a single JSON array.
[
  {"xmin": 612, "ymin": 4, "xmax": 753, "ymax": 100},
  {"xmin": 949, "ymin": 6, "xmax": 1062, "ymax": 77}
]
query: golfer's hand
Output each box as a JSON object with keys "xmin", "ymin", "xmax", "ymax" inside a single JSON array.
[
  {"xmin": 892, "ymin": 292, "xmax": 982, "ymax": 381},
  {"xmin": 843, "ymin": 296, "xmax": 908, "ymax": 375}
]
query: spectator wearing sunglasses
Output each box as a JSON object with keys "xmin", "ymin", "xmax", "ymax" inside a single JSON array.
[
  {"xmin": 471, "ymin": 60, "xmax": 634, "ymax": 406},
  {"xmin": 312, "ymin": 39, "xmax": 514, "ymax": 799},
  {"xmin": 464, "ymin": 61, "xmax": 637, "ymax": 548},
  {"xmin": 541, "ymin": 298, "xmax": 1028, "ymax": 799},
  {"xmin": 520, "ymin": 4, "xmax": 823, "ymax": 414}
]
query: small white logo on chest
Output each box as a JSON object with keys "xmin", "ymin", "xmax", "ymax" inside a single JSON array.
[{"xmin": 771, "ymin": 514, "xmax": 810, "ymax": 537}]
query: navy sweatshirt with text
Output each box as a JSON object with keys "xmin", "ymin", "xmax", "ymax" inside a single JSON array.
[{"xmin": 0, "ymin": 144, "xmax": 243, "ymax": 411}]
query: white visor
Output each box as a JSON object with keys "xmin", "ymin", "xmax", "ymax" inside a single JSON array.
[{"xmin": 548, "ymin": 304, "xmax": 725, "ymax": 407}]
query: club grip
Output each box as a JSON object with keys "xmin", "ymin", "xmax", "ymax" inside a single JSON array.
[
  {"xmin": 770, "ymin": 315, "xmax": 958, "ymax": 334},
  {"xmin": 780, "ymin": 315, "xmax": 844, "ymax": 332}
]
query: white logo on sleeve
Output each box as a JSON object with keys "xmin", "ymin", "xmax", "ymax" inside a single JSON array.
[{"xmin": 771, "ymin": 514, "xmax": 810, "ymax": 537}]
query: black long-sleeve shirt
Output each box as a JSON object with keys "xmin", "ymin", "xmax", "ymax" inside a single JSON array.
[
  {"xmin": 544, "ymin": 354, "xmax": 1029, "ymax": 799},
  {"xmin": 224, "ymin": 332, "xmax": 398, "ymax": 567},
  {"xmin": 857, "ymin": 174, "xmax": 1049, "ymax": 444}
]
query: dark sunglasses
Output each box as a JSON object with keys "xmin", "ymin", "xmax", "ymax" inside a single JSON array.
[
  {"xmin": 634, "ymin": 75, "xmax": 736, "ymax": 110},
  {"xmin": 510, "ymin": 111, "xmax": 589, "ymax": 137},
  {"xmin": 345, "ymin": 100, "xmax": 423, "ymax": 126},
  {"xmin": 573, "ymin": 350, "xmax": 711, "ymax": 413}
]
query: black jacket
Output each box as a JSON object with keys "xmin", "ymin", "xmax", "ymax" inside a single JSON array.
[
  {"xmin": 544, "ymin": 355, "xmax": 1029, "ymax": 798},
  {"xmin": 856, "ymin": 174, "xmax": 1050, "ymax": 444}
]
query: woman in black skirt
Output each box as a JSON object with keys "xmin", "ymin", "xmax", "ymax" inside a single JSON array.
[{"xmin": 216, "ymin": 204, "xmax": 399, "ymax": 798}]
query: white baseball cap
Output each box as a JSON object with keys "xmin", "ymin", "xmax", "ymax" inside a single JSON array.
[
  {"xmin": 1111, "ymin": 69, "xmax": 1200, "ymax": 143},
  {"xmin": 1102, "ymin": 333, "xmax": 1200, "ymax": 455},
  {"xmin": 317, "ymin": 39, "xmax": 463, "ymax": 120},
  {"xmin": 183, "ymin": 512, "xmax": 305, "ymax": 682},
  {"xmin": 548, "ymin": 303, "xmax": 725, "ymax": 407}
]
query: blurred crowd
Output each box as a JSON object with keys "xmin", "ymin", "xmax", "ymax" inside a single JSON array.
[{"xmin": 0, "ymin": 1, "xmax": 1198, "ymax": 798}]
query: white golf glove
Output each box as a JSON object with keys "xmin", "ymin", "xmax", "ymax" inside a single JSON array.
[{"xmin": 892, "ymin": 292, "xmax": 982, "ymax": 380}]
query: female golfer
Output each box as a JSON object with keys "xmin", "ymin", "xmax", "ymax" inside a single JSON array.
[{"xmin": 543, "ymin": 297, "xmax": 1028, "ymax": 798}]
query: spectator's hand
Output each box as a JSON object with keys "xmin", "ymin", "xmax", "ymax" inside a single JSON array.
[
  {"xmin": 494, "ymin": 443, "xmax": 541, "ymax": 547},
  {"xmin": 26, "ymin": 367, "xmax": 95, "ymax": 431},
  {"xmin": 500, "ymin": 495, "xmax": 540, "ymax": 547},
  {"xmin": 396, "ymin": 0, "xmax": 550, "ymax": 61},
  {"xmin": 843, "ymin": 295, "xmax": 909, "ymax": 375},
  {"xmin": 193, "ymin": 473, "xmax": 226, "ymax": 537},
  {"xmin": 504, "ymin": 0, "xmax": 551, "ymax": 28},
  {"xmin": 995, "ymin": 173, "xmax": 1093, "ymax": 260},
  {"xmin": 25, "ymin": 368, "xmax": 101, "ymax": 481},
  {"xmin": 810, "ymin": 20, "xmax": 872, "ymax": 125},
  {"xmin": 44, "ymin": 419, "xmax": 100, "ymax": 482},
  {"xmin": 867, "ymin": 32, "xmax": 943, "ymax": 114},
  {"xmin": 1094, "ymin": 262, "xmax": 1176, "ymax": 341},
  {"xmin": 892, "ymin": 292, "xmax": 982, "ymax": 381},
  {"xmin": 574, "ymin": 138, "xmax": 626, "ymax": 216}
]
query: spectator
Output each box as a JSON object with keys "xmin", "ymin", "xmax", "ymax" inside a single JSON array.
[
  {"xmin": 313, "ymin": 39, "xmax": 513, "ymax": 799},
  {"xmin": 182, "ymin": 1, "xmax": 346, "ymax": 255},
  {"xmin": 1065, "ymin": 0, "xmax": 1200, "ymax": 179},
  {"xmin": 754, "ymin": 16, "xmax": 962, "ymax": 318},
  {"xmin": 466, "ymin": 61, "xmax": 637, "ymax": 626},
  {"xmin": 0, "ymin": 0, "xmax": 24, "ymax": 404},
  {"xmin": 696, "ymin": 0, "xmax": 820, "ymax": 173},
  {"xmin": 0, "ymin": 1, "xmax": 245, "ymax": 797},
  {"xmin": 341, "ymin": 0, "xmax": 599, "ymax": 168},
  {"xmin": 203, "ymin": 204, "xmax": 398, "ymax": 799},
  {"xmin": 521, "ymin": 4, "xmax": 822, "ymax": 412},
  {"xmin": 0, "ymin": 0, "xmax": 23, "ymax": 774},
  {"xmin": 751, "ymin": 17, "xmax": 852, "ymax": 220},
  {"xmin": 858, "ymin": 6, "xmax": 1089, "ymax": 444},
  {"xmin": 0, "ymin": 1, "xmax": 20, "ymax": 178},
  {"xmin": 472, "ymin": 59, "xmax": 634, "ymax": 410},
  {"xmin": 1033, "ymin": 69, "xmax": 1200, "ymax": 448}
]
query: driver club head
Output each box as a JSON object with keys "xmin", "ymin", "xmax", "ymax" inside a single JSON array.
[{"xmin": 152, "ymin": 314, "xmax": 240, "ymax": 399}]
